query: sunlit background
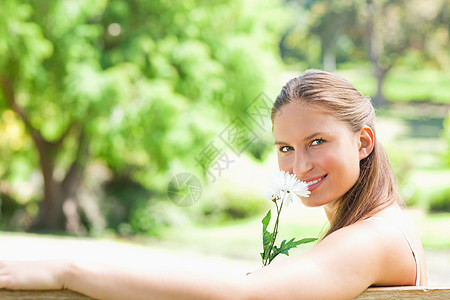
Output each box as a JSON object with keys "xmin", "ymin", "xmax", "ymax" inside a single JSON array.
[{"xmin": 0, "ymin": 0, "xmax": 449, "ymax": 286}]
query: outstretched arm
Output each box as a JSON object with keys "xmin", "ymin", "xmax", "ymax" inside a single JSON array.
[
  {"xmin": 0, "ymin": 259, "xmax": 248, "ymax": 300},
  {"xmin": 1, "ymin": 219, "xmax": 409, "ymax": 299},
  {"xmin": 66, "ymin": 260, "xmax": 250, "ymax": 300}
]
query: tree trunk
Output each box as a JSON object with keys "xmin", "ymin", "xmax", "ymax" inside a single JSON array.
[
  {"xmin": 365, "ymin": 0, "xmax": 389, "ymax": 106},
  {"xmin": 1, "ymin": 74, "xmax": 89, "ymax": 233},
  {"xmin": 60, "ymin": 130, "xmax": 90, "ymax": 233},
  {"xmin": 321, "ymin": 32, "xmax": 337, "ymax": 72},
  {"xmin": 278, "ymin": 26, "xmax": 295, "ymax": 61},
  {"xmin": 32, "ymin": 129, "xmax": 89, "ymax": 233},
  {"xmin": 33, "ymin": 142, "xmax": 66, "ymax": 230},
  {"xmin": 323, "ymin": 46, "xmax": 336, "ymax": 72},
  {"xmin": 372, "ymin": 64, "xmax": 389, "ymax": 106}
]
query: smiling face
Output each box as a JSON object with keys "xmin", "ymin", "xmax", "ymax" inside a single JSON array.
[{"xmin": 273, "ymin": 102, "xmax": 365, "ymax": 210}]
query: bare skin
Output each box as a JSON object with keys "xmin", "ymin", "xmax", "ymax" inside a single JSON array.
[
  {"xmin": 0, "ymin": 102, "xmax": 427, "ymax": 299},
  {"xmin": 0, "ymin": 206, "xmax": 426, "ymax": 299}
]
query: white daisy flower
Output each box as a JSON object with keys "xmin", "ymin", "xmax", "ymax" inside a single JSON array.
[
  {"xmin": 261, "ymin": 170, "xmax": 316, "ymax": 266},
  {"xmin": 266, "ymin": 170, "xmax": 310, "ymax": 206}
]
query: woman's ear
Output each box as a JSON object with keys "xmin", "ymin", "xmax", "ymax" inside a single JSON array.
[{"xmin": 358, "ymin": 125, "xmax": 374, "ymax": 160}]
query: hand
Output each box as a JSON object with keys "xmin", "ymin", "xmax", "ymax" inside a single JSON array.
[{"xmin": 0, "ymin": 260, "xmax": 68, "ymax": 290}]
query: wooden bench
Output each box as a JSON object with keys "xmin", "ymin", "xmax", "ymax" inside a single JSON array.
[
  {"xmin": 0, "ymin": 287, "xmax": 449, "ymax": 299},
  {"xmin": 355, "ymin": 286, "xmax": 450, "ymax": 299}
]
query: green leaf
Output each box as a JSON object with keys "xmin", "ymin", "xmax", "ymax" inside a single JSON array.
[
  {"xmin": 291, "ymin": 237, "xmax": 318, "ymax": 247},
  {"xmin": 263, "ymin": 229, "xmax": 273, "ymax": 248},
  {"xmin": 278, "ymin": 237, "xmax": 318, "ymax": 257},
  {"xmin": 261, "ymin": 210, "xmax": 271, "ymax": 232},
  {"xmin": 261, "ymin": 210, "xmax": 274, "ymax": 264},
  {"xmin": 261, "ymin": 210, "xmax": 273, "ymax": 252}
]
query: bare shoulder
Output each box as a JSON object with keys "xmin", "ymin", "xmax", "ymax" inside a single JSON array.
[
  {"xmin": 317, "ymin": 217, "xmax": 404, "ymax": 278},
  {"xmin": 317, "ymin": 212, "xmax": 417, "ymax": 286},
  {"xmin": 320, "ymin": 214, "xmax": 403, "ymax": 255}
]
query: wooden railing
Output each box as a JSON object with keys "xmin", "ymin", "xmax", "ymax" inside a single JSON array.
[
  {"xmin": 0, "ymin": 286, "xmax": 449, "ymax": 299},
  {"xmin": 355, "ymin": 286, "xmax": 450, "ymax": 299},
  {"xmin": 0, "ymin": 289, "xmax": 90, "ymax": 299}
]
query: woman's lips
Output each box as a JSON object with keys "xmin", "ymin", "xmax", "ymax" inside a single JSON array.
[{"xmin": 304, "ymin": 175, "xmax": 327, "ymax": 192}]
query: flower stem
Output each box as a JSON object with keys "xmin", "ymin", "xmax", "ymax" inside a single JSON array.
[{"xmin": 264, "ymin": 193, "xmax": 285, "ymax": 266}]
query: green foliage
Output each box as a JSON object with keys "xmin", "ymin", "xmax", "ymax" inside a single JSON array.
[
  {"xmin": 0, "ymin": 193, "xmax": 27, "ymax": 230},
  {"xmin": 418, "ymin": 212, "xmax": 450, "ymax": 249},
  {"xmin": 100, "ymin": 177, "xmax": 152, "ymax": 232},
  {"xmin": 281, "ymin": 0, "xmax": 449, "ymax": 104},
  {"xmin": 337, "ymin": 66, "xmax": 450, "ymax": 104},
  {"xmin": 128, "ymin": 199, "xmax": 192, "ymax": 237},
  {"xmin": 428, "ymin": 186, "xmax": 450, "ymax": 212},
  {"xmin": 0, "ymin": 0, "xmax": 285, "ymax": 232},
  {"xmin": 97, "ymin": 176, "xmax": 269, "ymax": 236},
  {"xmin": 443, "ymin": 113, "xmax": 450, "ymax": 167},
  {"xmin": 375, "ymin": 104, "xmax": 449, "ymax": 208},
  {"xmin": 384, "ymin": 68, "xmax": 450, "ymax": 104},
  {"xmin": 193, "ymin": 183, "xmax": 268, "ymax": 224},
  {"xmin": 273, "ymin": 237, "xmax": 317, "ymax": 256},
  {"xmin": 260, "ymin": 209, "xmax": 317, "ymax": 266},
  {"xmin": 408, "ymin": 184, "xmax": 450, "ymax": 213},
  {"xmin": 261, "ymin": 210, "xmax": 274, "ymax": 260}
]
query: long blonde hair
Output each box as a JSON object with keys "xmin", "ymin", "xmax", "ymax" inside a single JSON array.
[{"xmin": 272, "ymin": 69, "xmax": 403, "ymax": 238}]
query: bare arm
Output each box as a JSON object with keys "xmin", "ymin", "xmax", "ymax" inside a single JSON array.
[
  {"xmin": 0, "ymin": 259, "xmax": 248, "ymax": 300},
  {"xmin": 65, "ymin": 260, "xmax": 250, "ymax": 300},
  {"xmin": 0, "ymin": 221, "xmax": 410, "ymax": 299}
]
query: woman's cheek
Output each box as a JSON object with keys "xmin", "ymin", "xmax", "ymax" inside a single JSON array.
[{"xmin": 277, "ymin": 154, "xmax": 292, "ymax": 173}]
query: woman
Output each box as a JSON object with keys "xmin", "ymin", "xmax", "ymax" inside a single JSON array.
[{"xmin": 0, "ymin": 69, "xmax": 427, "ymax": 299}]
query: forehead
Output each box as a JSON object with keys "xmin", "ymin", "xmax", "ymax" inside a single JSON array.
[{"xmin": 273, "ymin": 102, "xmax": 350, "ymax": 139}]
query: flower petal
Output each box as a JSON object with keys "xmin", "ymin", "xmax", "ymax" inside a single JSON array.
[
  {"xmin": 265, "ymin": 189, "xmax": 280, "ymax": 201},
  {"xmin": 267, "ymin": 170, "xmax": 310, "ymax": 205}
]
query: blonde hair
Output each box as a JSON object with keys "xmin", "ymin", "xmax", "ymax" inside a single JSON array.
[{"xmin": 272, "ymin": 69, "xmax": 403, "ymax": 238}]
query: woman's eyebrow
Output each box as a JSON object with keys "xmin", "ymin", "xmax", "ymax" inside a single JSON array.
[
  {"xmin": 274, "ymin": 132, "xmax": 322, "ymax": 145},
  {"xmin": 303, "ymin": 132, "xmax": 321, "ymax": 141}
]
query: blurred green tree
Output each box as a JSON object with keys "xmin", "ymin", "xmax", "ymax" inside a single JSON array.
[
  {"xmin": 362, "ymin": 0, "xmax": 450, "ymax": 105},
  {"xmin": 0, "ymin": 0, "xmax": 284, "ymax": 232},
  {"xmin": 280, "ymin": 0, "xmax": 450, "ymax": 105},
  {"xmin": 308, "ymin": 1, "xmax": 361, "ymax": 71},
  {"xmin": 279, "ymin": 0, "xmax": 366, "ymax": 71}
]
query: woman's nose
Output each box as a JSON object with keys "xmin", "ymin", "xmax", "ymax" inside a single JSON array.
[{"xmin": 293, "ymin": 152, "xmax": 313, "ymax": 178}]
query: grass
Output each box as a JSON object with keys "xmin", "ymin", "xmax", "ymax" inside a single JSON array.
[
  {"xmin": 384, "ymin": 68, "xmax": 450, "ymax": 104},
  {"xmin": 336, "ymin": 64, "xmax": 450, "ymax": 104},
  {"xmin": 418, "ymin": 212, "xmax": 450, "ymax": 249}
]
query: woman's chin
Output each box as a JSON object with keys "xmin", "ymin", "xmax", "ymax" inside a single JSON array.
[{"xmin": 300, "ymin": 197, "xmax": 323, "ymax": 208}]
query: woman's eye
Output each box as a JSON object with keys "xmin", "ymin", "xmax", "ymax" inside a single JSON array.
[
  {"xmin": 279, "ymin": 146, "xmax": 293, "ymax": 152},
  {"xmin": 311, "ymin": 138, "xmax": 324, "ymax": 146}
]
